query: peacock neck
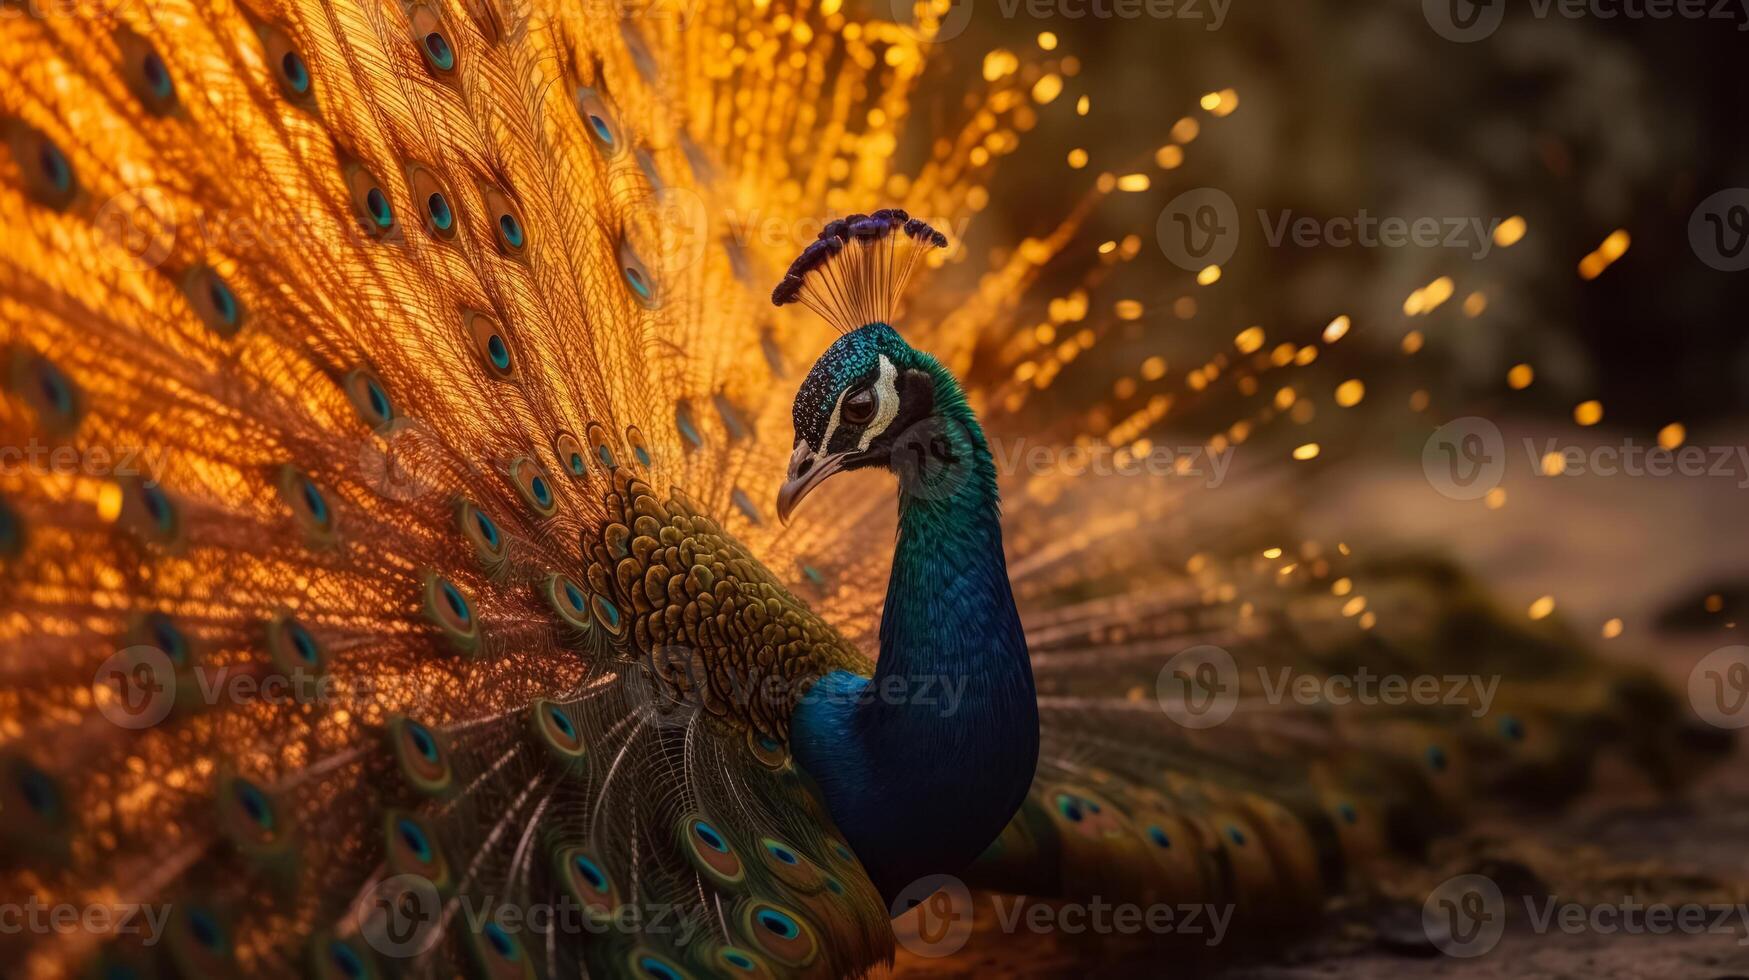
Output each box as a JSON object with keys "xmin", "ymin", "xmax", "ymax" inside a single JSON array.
[{"xmin": 792, "ymin": 362, "xmax": 1039, "ymax": 906}]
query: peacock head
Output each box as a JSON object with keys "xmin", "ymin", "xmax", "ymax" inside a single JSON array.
[
  {"xmin": 770, "ymin": 211, "xmax": 954, "ymax": 522},
  {"xmin": 780, "ymin": 323, "xmax": 946, "ymax": 521}
]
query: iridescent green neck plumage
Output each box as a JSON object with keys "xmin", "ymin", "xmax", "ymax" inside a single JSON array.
[{"xmin": 792, "ymin": 359, "xmax": 1039, "ymax": 905}]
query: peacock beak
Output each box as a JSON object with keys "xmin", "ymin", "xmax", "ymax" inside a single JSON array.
[{"xmin": 776, "ymin": 442, "xmax": 846, "ymax": 523}]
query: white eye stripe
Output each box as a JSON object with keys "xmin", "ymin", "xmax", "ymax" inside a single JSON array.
[
  {"xmin": 857, "ymin": 355, "xmax": 900, "ymax": 451},
  {"xmin": 818, "ymin": 387, "xmax": 850, "ymax": 455}
]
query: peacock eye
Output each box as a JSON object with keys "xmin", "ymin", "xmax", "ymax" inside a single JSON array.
[{"xmin": 841, "ymin": 387, "xmax": 876, "ymax": 426}]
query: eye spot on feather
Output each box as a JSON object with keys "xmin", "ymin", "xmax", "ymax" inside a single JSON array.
[
  {"xmin": 679, "ymin": 814, "xmax": 744, "ymax": 885},
  {"xmin": 384, "ymin": 810, "xmax": 452, "ymax": 887},
  {"xmin": 730, "ymin": 488, "xmax": 763, "ymax": 526},
  {"xmin": 621, "ymin": 22, "xmax": 659, "ymax": 80},
  {"xmin": 739, "ymin": 902, "xmax": 819, "ymax": 968},
  {"xmin": 556, "ymin": 846, "xmax": 622, "ymax": 923},
  {"xmin": 1336, "ymin": 802, "xmax": 1358, "ymax": 825},
  {"xmin": 625, "ymin": 426, "xmax": 652, "ymax": 467},
  {"xmin": 542, "ymin": 573, "xmax": 594, "ymax": 636},
  {"xmin": 117, "ymin": 27, "xmax": 177, "ymax": 112},
  {"xmin": 467, "ymin": 918, "xmax": 527, "ymax": 977},
  {"xmin": 220, "ymin": 776, "xmax": 281, "ymax": 843},
  {"xmin": 388, "ymin": 715, "xmax": 452, "ymax": 795},
  {"xmin": 530, "ymin": 698, "xmax": 586, "ymax": 762},
  {"xmin": 618, "ymin": 237, "xmax": 658, "ymax": 307},
  {"xmin": 573, "ymin": 85, "xmax": 623, "ymax": 157},
  {"xmin": 554, "ymin": 433, "xmax": 588, "ymax": 478},
  {"xmin": 627, "ymin": 951, "xmax": 692, "ymax": 980},
  {"xmin": 278, "ymin": 465, "xmax": 337, "ymax": 543},
  {"xmin": 592, "ymin": 594, "xmax": 624, "ymax": 636},
  {"xmin": 267, "ymin": 613, "xmax": 324, "ymax": 675},
  {"xmin": 259, "ymin": 26, "xmax": 315, "ymax": 105},
  {"xmin": 747, "ymin": 731, "xmax": 788, "ymax": 769},
  {"xmin": 1226, "ymin": 825, "xmax": 1247, "ymax": 846},
  {"xmin": 112, "ymin": 477, "xmax": 180, "ymax": 546},
  {"xmin": 0, "ymin": 754, "xmax": 68, "ymax": 853},
  {"xmin": 1147, "ymin": 825, "xmax": 1171, "ymax": 849},
  {"xmin": 409, "ymin": 5, "xmax": 459, "ymax": 76},
  {"xmin": 8, "ymin": 347, "xmax": 82, "ymax": 435},
  {"xmin": 579, "ymin": 422, "xmax": 617, "ymax": 472},
  {"xmin": 316, "ymin": 936, "xmax": 371, "ymax": 980},
  {"xmin": 344, "ymin": 165, "xmax": 396, "ymax": 237},
  {"xmin": 421, "ymin": 571, "xmax": 480, "ymax": 655},
  {"xmin": 406, "ymin": 166, "xmax": 457, "ymax": 240},
  {"xmin": 716, "ymin": 947, "xmax": 772, "ymax": 977},
  {"xmin": 1499, "ymin": 715, "xmax": 1525, "ymax": 741},
  {"xmin": 1426, "ymin": 744, "xmax": 1448, "ymax": 772},
  {"xmin": 674, "ymin": 401, "xmax": 704, "ymax": 450},
  {"xmin": 712, "ymin": 393, "xmax": 749, "ymax": 441},
  {"xmin": 281, "ymin": 52, "xmax": 310, "ymax": 93},
  {"xmin": 508, "ymin": 456, "xmax": 558, "ymax": 516},
  {"xmin": 5, "ymin": 122, "xmax": 77, "ymax": 209},
  {"xmin": 1054, "ymin": 793, "xmax": 1084, "ymax": 822},
  {"xmin": 0, "ymin": 497, "xmax": 20, "ymax": 559},
  {"xmin": 343, "ymin": 368, "xmax": 395, "ymax": 430},
  {"xmin": 635, "ymin": 146, "xmax": 664, "ymax": 190},
  {"xmin": 133, "ymin": 611, "xmax": 191, "ymax": 666},
  {"xmin": 184, "ymin": 267, "xmax": 244, "ymax": 335},
  {"xmin": 480, "ymin": 186, "xmax": 528, "ymax": 257},
  {"xmin": 169, "ymin": 903, "xmax": 235, "ymax": 971},
  {"xmin": 759, "ymin": 837, "xmax": 825, "ymax": 891},
  {"xmin": 456, "ymin": 499, "xmax": 507, "ymax": 563},
  {"xmin": 466, "ymin": 311, "xmax": 517, "ymax": 379}
]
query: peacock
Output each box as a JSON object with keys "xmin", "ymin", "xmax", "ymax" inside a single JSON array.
[{"xmin": 0, "ymin": 0, "xmax": 1725, "ymax": 976}]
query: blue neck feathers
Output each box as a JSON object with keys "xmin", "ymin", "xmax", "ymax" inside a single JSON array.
[{"xmin": 791, "ymin": 361, "xmax": 1039, "ymax": 906}]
